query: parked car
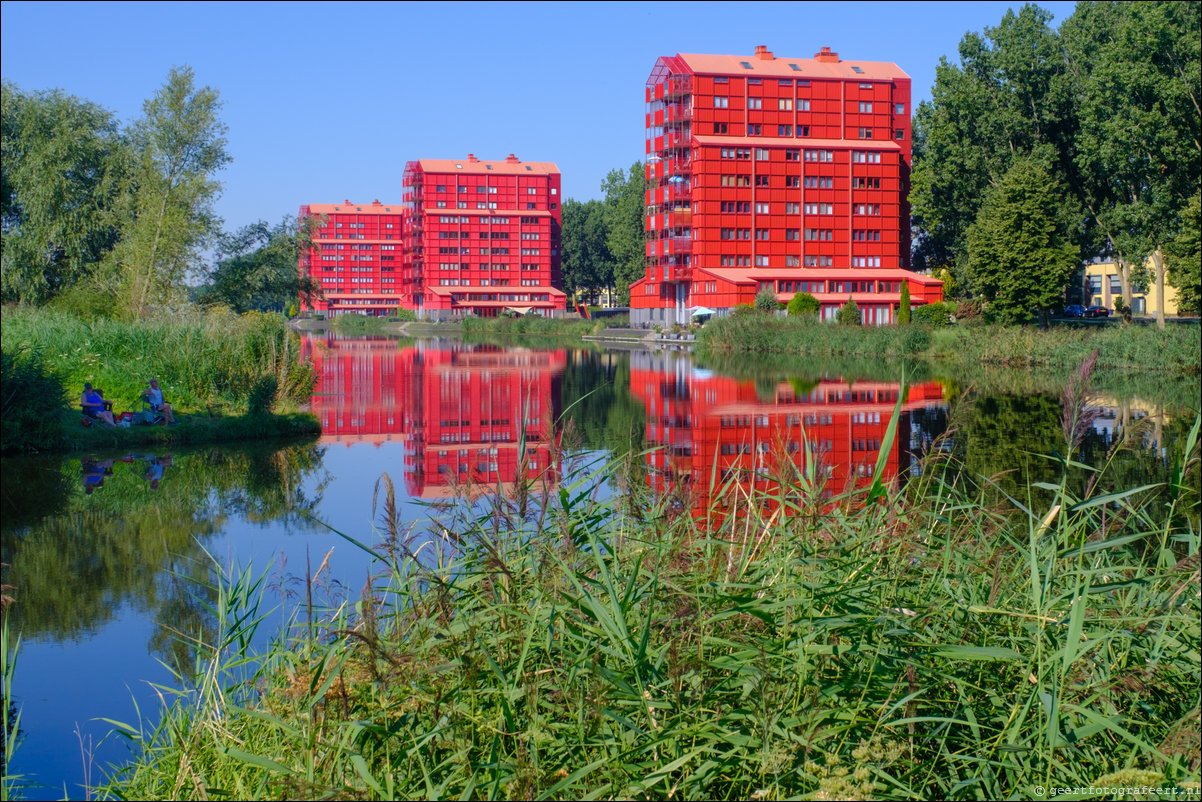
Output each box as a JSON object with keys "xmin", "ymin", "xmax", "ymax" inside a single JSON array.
[
  {"xmin": 1063, "ymin": 304, "xmax": 1087, "ymax": 318},
  {"xmin": 1085, "ymin": 305, "xmax": 1111, "ymax": 318}
]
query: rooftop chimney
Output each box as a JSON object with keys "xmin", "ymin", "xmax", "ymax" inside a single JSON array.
[
  {"xmin": 814, "ymin": 46, "xmax": 839, "ymax": 63},
  {"xmin": 754, "ymin": 45, "xmax": 774, "ymax": 60},
  {"xmin": 505, "ymin": 153, "xmax": 520, "ymax": 163},
  {"xmin": 467, "ymin": 153, "xmax": 479, "ymax": 163},
  {"xmin": 344, "ymin": 199, "xmax": 352, "ymax": 204}
]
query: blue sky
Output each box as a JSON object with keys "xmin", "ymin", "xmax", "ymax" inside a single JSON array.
[{"xmin": 2, "ymin": 0, "xmax": 1076, "ymax": 234}]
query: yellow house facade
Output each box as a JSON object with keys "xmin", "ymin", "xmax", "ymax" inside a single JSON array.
[{"xmin": 1082, "ymin": 259, "xmax": 1180, "ymax": 317}]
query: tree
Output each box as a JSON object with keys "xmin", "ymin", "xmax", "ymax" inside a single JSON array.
[
  {"xmin": 112, "ymin": 66, "xmax": 230, "ymax": 318},
  {"xmin": 1, "ymin": 82, "xmax": 129, "ymax": 304},
  {"xmin": 601, "ymin": 162, "xmax": 645, "ymax": 304},
  {"xmin": 753, "ymin": 289, "xmax": 779, "ymax": 313},
  {"xmin": 965, "ymin": 157, "xmax": 1078, "ymax": 324},
  {"xmin": 198, "ymin": 215, "xmax": 322, "ymax": 313},
  {"xmin": 1164, "ymin": 192, "xmax": 1201, "ymax": 315},
  {"xmin": 560, "ymin": 198, "xmax": 613, "ymax": 302},
  {"xmin": 787, "ymin": 291, "xmax": 819, "ymax": 317},
  {"xmin": 1061, "ymin": 1, "xmax": 1201, "ymax": 329},
  {"xmin": 911, "ymin": 5, "xmax": 1075, "ymax": 279},
  {"xmin": 836, "ymin": 300, "xmax": 861, "ymax": 326},
  {"xmin": 898, "ymin": 283, "xmax": 911, "ymax": 324}
]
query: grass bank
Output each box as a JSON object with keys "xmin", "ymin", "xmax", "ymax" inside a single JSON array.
[
  {"xmin": 697, "ymin": 314, "xmax": 1202, "ymax": 375},
  {"xmin": 1, "ymin": 306, "xmax": 318, "ymax": 454},
  {"xmin": 96, "ymin": 413, "xmax": 1200, "ymax": 800},
  {"xmin": 462, "ymin": 313, "xmax": 628, "ymax": 337}
]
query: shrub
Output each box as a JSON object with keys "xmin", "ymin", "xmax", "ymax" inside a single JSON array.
[
  {"xmin": 913, "ymin": 302, "xmax": 953, "ymax": 327},
  {"xmin": 1, "ymin": 347, "xmax": 68, "ymax": 454},
  {"xmin": 898, "ymin": 284, "xmax": 911, "ymax": 324},
  {"xmin": 731, "ymin": 304, "xmax": 758, "ymax": 318},
  {"xmin": 754, "ymin": 289, "xmax": 779, "ymax": 313},
  {"xmin": 246, "ymin": 374, "xmax": 279, "ymax": 416},
  {"xmin": 836, "ymin": 300, "xmax": 861, "ymax": 325},
  {"xmin": 788, "ymin": 292, "xmax": 820, "ymax": 317}
]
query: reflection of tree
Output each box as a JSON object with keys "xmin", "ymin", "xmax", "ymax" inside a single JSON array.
[
  {"xmin": 0, "ymin": 442, "xmax": 328, "ymax": 666},
  {"xmin": 561, "ymin": 352, "xmax": 646, "ymax": 454}
]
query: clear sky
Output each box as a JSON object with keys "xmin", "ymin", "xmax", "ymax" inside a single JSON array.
[{"xmin": 2, "ymin": 0, "xmax": 1077, "ymax": 234}]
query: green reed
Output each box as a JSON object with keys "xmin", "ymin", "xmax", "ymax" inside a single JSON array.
[{"xmin": 95, "ymin": 410, "xmax": 1200, "ymax": 799}]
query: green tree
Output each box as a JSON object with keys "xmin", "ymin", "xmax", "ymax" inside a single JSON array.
[
  {"xmin": 787, "ymin": 291, "xmax": 819, "ymax": 317},
  {"xmin": 560, "ymin": 198, "xmax": 613, "ymax": 302},
  {"xmin": 911, "ymin": 5, "xmax": 1075, "ymax": 278},
  {"xmin": 836, "ymin": 300, "xmax": 861, "ymax": 326},
  {"xmin": 199, "ymin": 215, "xmax": 321, "ymax": 313},
  {"xmin": 754, "ymin": 288, "xmax": 779, "ymax": 313},
  {"xmin": 1164, "ymin": 191, "xmax": 1201, "ymax": 315},
  {"xmin": 601, "ymin": 162, "xmax": 645, "ymax": 304},
  {"xmin": 1, "ymin": 82, "xmax": 129, "ymax": 304},
  {"xmin": 112, "ymin": 66, "xmax": 230, "ymax": 319},
  {"xmin": 965, "ymin": 157, "xmax": 1079, "ymax": 324},
  {"xmin": 898, "ymin": 282, "xmax": 912, "ymax": 323},
  {"xmin": 1061, "ymin": 0, "xmax": 1201, "ymax": 329}
]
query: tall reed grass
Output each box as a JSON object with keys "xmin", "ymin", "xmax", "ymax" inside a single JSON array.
[
  {"xmin": 97, "ymin": 398, "xmax": 1201, "ymax": 800},
  {"xmin": 1, "ymin": 306, "xmax": 316, "ymax": 419}
]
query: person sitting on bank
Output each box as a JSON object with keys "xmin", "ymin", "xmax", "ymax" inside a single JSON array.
[
  {"xmin": 81, "ymin": 382, "xmax": 116, "ymax": 425},
  {"xmin": 141, "ymin": 379, "xmax": 176, "ymax": 424}
]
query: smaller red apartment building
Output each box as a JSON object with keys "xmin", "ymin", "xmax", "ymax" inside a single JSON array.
[
  {"xmin": 401, "ymin": 154, "xmax": 567, "ymax": 319},
  {"xmin": 298, "ymin": 200, "xmax": 407, "ymax": 316}
]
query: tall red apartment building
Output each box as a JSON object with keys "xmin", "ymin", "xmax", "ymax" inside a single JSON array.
[
  {"xmin": 298, "ymin": 200, "xmax": 407, "ymax": 316},
  {"xmin": 631, "ymin": 46, "xmax": 942, "ymax": 327},
  {"xmin": 401, "ymin": 154, "xmax": 567, "ymax": 319}
]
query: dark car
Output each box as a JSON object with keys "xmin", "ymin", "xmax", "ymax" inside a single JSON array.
[
  {"xmin": 1085, "ymin": 305, "xmax": 1111, "ymax": 318},
  {"xmin": 1063, "ymin": 304, "xmax": 1087, "ymax": 318}
]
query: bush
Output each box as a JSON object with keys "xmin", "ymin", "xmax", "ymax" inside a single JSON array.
[
  {"xmin": 246, "ymin": 374, "xmax": 279, "ymax": 416},
  {"xmin": 754, "ymin": 289, "xmax": 780, "ymax": 313},
  {"xmin": 731, "ymin": 304, "xmax": 758, "ymax": 318},
  {"xmin": 837, "ymin": 300, "xmax": 861, "ymax": 325},
  {"xmin": 913, "ymin": 302, "xmax": 953, "ymax": 327},
  {"xmin": 898, "ymin": 284, "xmax": 911, "ymax": 324},
  {"xmin": 788, "ymin": 292, "xmax": 820, "ymax": 317},
  {"xmin": 1, "ymin": 347, "xmax": 68, "ymax": 454}
]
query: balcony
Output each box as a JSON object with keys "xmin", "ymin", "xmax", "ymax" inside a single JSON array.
[
  {"xmin": 669, "ymin": 209, "xmax": 692, "ymax": 227},
  {"xmin": 667, "ymin": 236, "xmax": 692, "ymax": 255},
  {"xmin": 670, "ymin": 265, "xmax": 693, "ymax": 282},
  {"xmin": 665, "ymin": 103, "xmax": 692, "ymax": 125}
]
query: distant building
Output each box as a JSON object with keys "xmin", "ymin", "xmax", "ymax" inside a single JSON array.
[
  {"xmin": 631, "ymin": 45, "xmax": 942, "ymax": 327},
  {"xmin": 298, "ymin": 200, "xmax": 406, "ymax": 317},
  {"xmin": 1083, "ymin": 260, "xmax": 1181, "ymax": 317},
  {"xmin": 401, "ymin": 154, "xmax": 567, "ymax": 320}
]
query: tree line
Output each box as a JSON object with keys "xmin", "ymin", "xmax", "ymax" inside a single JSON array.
[
  {"xmin": 911, "ymin": 1, "xmax": 1200, "ymax": 324},
  {"xmin": 559, "ymin": 162, "xmax": 646, "ymax": 306},
  {"xmin": 2, "ymin": 67, "xmax": 312, "ymax": 319}
]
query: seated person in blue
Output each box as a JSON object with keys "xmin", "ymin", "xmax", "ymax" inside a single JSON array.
[
  {"xmin": 140, "ymin": 378, "xmax": 176, "ymax": 424},
  {"xmin": 81, "ymin": 382, "xmax": 115, "ymax": 425}
]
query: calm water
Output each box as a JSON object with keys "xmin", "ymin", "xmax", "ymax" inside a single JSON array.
[{"xmin": 1, "ymin": 335, "xmax": 1189, "ymax": 799}]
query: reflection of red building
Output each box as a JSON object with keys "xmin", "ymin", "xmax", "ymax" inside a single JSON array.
[
  {"xmin": 301, "ymin": 336, "xmax": 564, "ymax": 497},
  {"xmin": 629, "ymin": 351, "xmax": 944, "ymax": 513}
]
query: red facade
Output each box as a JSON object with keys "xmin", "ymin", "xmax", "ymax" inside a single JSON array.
[
  {"xmin": 298, "ymin": 200, "xmax": 406, "ymax": 316},
  {"xmin": 632, "ymin": 46, "xmax": 942, "ymax": 326},
  {"xmin": 401, "ymin": 155, "xmax": 567, "ymax": 319}
]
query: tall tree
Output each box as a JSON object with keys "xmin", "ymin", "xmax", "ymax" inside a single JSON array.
[
  {"xmin": 1163, "ymin": 191, "xmax": 1201, "ymax": 315},
  {"xmin": 1062, "ymin": 0, "xmax": 1201, "ymax": 328},
  {"xmin": 112, "ymin": 66, "xmax": 230, "ymax": 318},
  {"xmin": 910, "ymin": 5, "xmax": 1075, "ymax": 283},
  {"xmin": 198, "ymin": 215, "xmax": 322, "ymax": 313},
  {"xmin": 965, "ymin": 156, "xmax": 1079, "ymax": 324},
  {"xmin": 1, "ymin": 82, "xmax": 129, "ymax": 304},
  {"xmin": 601, "ymin": 162, "xmax": 645, "ymax": 304},
  {"xmin": 560, "ymin": 198, "xmax": 613, "ymax": 302}
]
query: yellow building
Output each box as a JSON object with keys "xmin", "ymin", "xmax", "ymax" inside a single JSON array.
[{"xmin": 1083, "ymin": 259, "xmax": 1180, "ymax": 317}]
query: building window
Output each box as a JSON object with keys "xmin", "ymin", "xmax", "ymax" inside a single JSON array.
[
  {"xmin": 755, "ymin": 255, "xmax": 770, "ymax": 267},
  {"xmin": 748, "ymin": 124, "xmax": 762, "ymax": 135},
  {"xmin": 859, "ymin": 127, "xmax": 873, "ymax": 139},
  {"xmin": 755, "ymin": 202, "xmax": 770, "ymax": 213},
  {"xmin": 755, "ymin": 229, "xmax": 770, "ymax": 240},
  {"xmin": 714, "ymin": 96, "xmax": 729, "ymax": 108},
  {"xmin": 778, "ymin": 124, "xmax": 793, "ymax": 136},
  {"xmin": 894, "ymin": 129, "xmax": 905, "ymax": 140},
  {"xmin": 785, "ymin": 202, "xmax": 800, "ymax": 214},
  {"xmin": 778, "ymin": 98, "xmax": 792, "ymax": 111},
  {"xmin": 894, "ymin": 103, "xmax": 905, "ymax": 115},
  {"xmin": 784, "ymin": 149, "xmax": 800, "ymax": 161},
  {"xmin": 785, "ymin": 255, "xmax": 800, "ymax": 267},
  {"xmin": 754, "ymin": 148, "xmax": 770, "ymax": 160},
  {"xmin": 785, "ymin": 229, "xmax": 800, "ymax": 241},
  {"xmin": 748, "ymin": 98, "xmax": 762, "ymax": 109},
  {"xmin": 755, "ymin": 175, "xmax": 770, "ymax": 187},
  {"xmin": 859, "ymin": 101, "xmax": 873, "ymax": 113},
  {"xmin": 784, "ymin": 175, "xmax": 800, "ymax": 188},
  {"xmin": 852, "ymin": 151, "xmax": 882, "ymax": 164},
  {"xmin": 714, "ymin": 123, "xmax": 728, "ymax": 134}
]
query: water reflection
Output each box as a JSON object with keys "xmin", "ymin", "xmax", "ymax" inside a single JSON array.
[{"xmin": 629, "ymin": 351, "xmax": 948, "ymax": 514}]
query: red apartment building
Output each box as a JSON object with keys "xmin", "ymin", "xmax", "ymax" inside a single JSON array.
[
  {"xmin": 402, "ymin": 154, "xmax": 567, "ymax": 319},
  {"xmin": 631, "ymin": 46, "xmax": 942, "ymax": 327},
  {"xmin": 298, "ymin": 200, "xmax": 406, "ymax": 316}
]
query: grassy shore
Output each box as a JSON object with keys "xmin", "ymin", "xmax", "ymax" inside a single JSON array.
[
  {"xmin": 1, "ymin": 307, "xmax": 319, "ymax": 454},
  {"xmin": 92, "ymin": 407, "xmax": 1200, "ymax": 800},
  {"xmin": 697, "ymin": 314, "xmax": 1202, "ymax": 375}
]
